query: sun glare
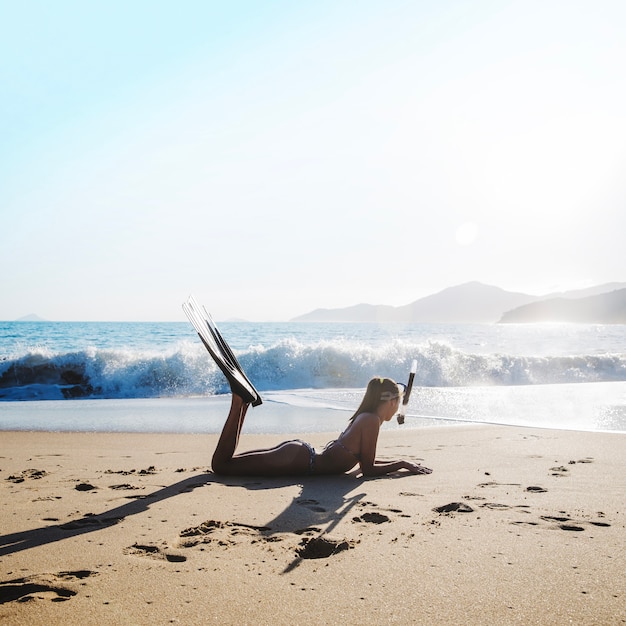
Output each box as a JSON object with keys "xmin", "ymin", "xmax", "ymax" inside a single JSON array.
[{"xmin": 455, "ymin": 222, "xmax": 478, "ymax": 246}]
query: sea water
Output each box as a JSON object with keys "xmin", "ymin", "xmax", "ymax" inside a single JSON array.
[{"xmin": 1, "ymin": 321, "xmax": 625, "ymax": 433}]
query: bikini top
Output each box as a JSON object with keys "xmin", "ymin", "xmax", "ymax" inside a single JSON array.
[{"xmin": 324, "ymin": 438, "xmax": 361, "ymax": 462}]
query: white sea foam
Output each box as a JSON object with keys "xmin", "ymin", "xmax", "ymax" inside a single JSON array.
[
  {"xmin": 1, "ymin": 339, "xmax": 625, "ymax": 402},
  {"xmin": 1, "ymin": 321, "xmax": 625, "ymax": 432}
]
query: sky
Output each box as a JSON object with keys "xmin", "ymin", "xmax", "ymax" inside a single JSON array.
[{"xmin": 1, "ymin": 0, "xmax": 625, "ymax": 322}]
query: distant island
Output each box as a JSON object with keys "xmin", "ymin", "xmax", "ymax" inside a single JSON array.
[
  {"xmin": 499, "ymin": 288, "xmax": 626, "ymax": 324},
  {"xmin": 16, "ymin": 314, "xmax": 47, "ymax": 322},
  {"xmin": 290, "ymin": 281, "xmax": 626, "ymax": 324}
]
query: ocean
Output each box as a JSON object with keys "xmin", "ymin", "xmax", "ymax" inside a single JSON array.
[{"xmin": 1, "ymin": 320, "xmax": 625, "ymax": 433}]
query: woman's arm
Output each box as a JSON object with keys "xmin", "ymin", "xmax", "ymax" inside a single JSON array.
[
  {"xmin": 360, "ymin": 459, "xmax": 431, "ymax": 477},
  {"xmin": 371, "ymin": 459, "xmax": 431, "ymax": 475},
  {"xmin": 356, "ymin": 414, "xmax": 432, "ymax": 477}
]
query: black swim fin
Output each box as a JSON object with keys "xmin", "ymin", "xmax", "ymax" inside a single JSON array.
[{"xmin": 183, "ymin": 296, "xmax": 262, "ymax": 406}]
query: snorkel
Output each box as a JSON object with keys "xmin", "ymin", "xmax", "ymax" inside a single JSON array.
[{"xmin": 397, "ymin": 359, "xmax": 417, "ymax": 425}]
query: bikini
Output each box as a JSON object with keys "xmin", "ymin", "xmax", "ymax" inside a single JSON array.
[
  {"xmin": 286, "ymin": 439, "xmax": 317, "ymax": 474},
  {"xmin": 286, "ymin": 438, "xmax": 360, "ymax": 475},
  {"xmin": 324, "ymin": 438, "xmax": 361, "ymax": 463}
]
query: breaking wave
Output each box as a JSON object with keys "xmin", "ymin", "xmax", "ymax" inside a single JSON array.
[{"xmin": 1, "ymin": 339, "xmax": 625, "ymax": 401}]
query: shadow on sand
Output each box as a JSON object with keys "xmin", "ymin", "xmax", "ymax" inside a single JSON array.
[{"xmin": 0, "ymin": 470, "xmax": 399, "ymax": 570}]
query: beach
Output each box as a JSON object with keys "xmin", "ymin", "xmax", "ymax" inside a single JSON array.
[{"xmin": 1, "ymin": 424, "xmax": 624, "ymax": 625}]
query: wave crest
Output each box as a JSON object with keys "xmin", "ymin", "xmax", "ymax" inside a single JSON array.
[{"xmin": 1, "ymin": 339, "xmax": 625, "ymax": 401}]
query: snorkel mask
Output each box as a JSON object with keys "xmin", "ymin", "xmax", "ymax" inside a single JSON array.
[{"xmin": 397, "ymin": 359, "xmax": 417, "ymax": 425}]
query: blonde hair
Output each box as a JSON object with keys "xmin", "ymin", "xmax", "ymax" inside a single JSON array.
[{"xmin": 349, "ymin": 377, "xmax": 400, "ymax": 423}]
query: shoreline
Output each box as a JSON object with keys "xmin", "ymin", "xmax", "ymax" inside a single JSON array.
[
  {"xmin": 1, "ymin": 384, "xmax": 625, "ymax": 434},
  {"xmin": 1, "ymin": 425, "xmax": 624, "ymax": 624}
]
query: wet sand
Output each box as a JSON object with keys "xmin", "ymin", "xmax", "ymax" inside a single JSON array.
[{"xmin": 1, "ymin": 426, "xmax": 624, "ymax": 625}]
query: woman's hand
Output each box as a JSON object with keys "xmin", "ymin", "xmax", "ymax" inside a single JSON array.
[
  {"xmin": 361, "ymin": 456, "xmax": 433, "ymax": 477},
  {"xmin": 403, "ymin": 461, "xmax": 432, "ymax": 474}
]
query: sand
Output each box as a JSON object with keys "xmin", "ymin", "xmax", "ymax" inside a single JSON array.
[{"xmin": 1, "ymin": 425, "xmax": 624, "ymax": 625}]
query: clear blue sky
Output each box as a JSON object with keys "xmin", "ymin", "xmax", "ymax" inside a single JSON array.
[{"xmin": 1, "ymin": 0, "xmax": 625, "ymax": 321}]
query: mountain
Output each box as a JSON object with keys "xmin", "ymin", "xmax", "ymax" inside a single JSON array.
[
  {"xmin": 499, "ymin": 288, "xmax": 626, "ymax": 323},
  {"xmin": 291, "ymin": 282, "xmax": 538, "ymax": 323},
  {"xmin": 394, "ymin": 282, "xmax": 535, "ymax": 323},
  {"xmin": 291, "ymin": 303, "xmax": 398, "ymax": 323},
  {"xmin": 541, "ymin": 282, "xmax": 626, "ymax": 300},
  {"xmin": 16, "ymin": 313, "xmax": 47, "ymax": 322},
  {"xmin": 291, "ymin": 281, "xmax": 626, "ymax": 323}
]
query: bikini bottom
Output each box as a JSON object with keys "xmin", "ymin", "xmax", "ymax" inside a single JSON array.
[{"xmin": 286, "ymin": 439, "xmax": 317, "ymax": 474}]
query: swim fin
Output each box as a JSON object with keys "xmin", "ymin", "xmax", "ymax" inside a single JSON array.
[{"xmin": 182, "ymin": 296, "xmax": 262, "ymax": 406}]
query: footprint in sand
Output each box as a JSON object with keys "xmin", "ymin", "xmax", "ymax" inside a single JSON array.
[
  {"xmin": 75, "ymin": 483, "xmax": 97, "ymax": 491},
  {"xmin": 526, "ymin": 486, "xmax": 548, "ymax": 493},
  {"xmin": 515, "ymin": 514, "xmax": 611, "ymax": 532},
  {"xmin": 178, "ymin": 519, "xmax": 226, "ymax": 545},
  {"xmin": 124, "ymin": 543, "xmax": 187, "ymax": 562},
  {"xmin": 549, "ymin": 466, "xmax": 570, "ymax": 476},
  {"xmin": 478, "ymin": 481, "xmax": 521, "ymax": 488},
  {"xmin": 352, "ymin": 512, "xmax": 390, "ymax": 524},
  {"xmin": 5, "ymin": 469, "xmax": 48, "ymax": 483},
  {"xmin": 0, "ymin": 570, "xmax": 97, "ymax": 604},
  {"xmin": 60, "ymin": 515, "xmax": 124, "ymax": 530},
  {"xmin": 103, "ymin": 466, "xmax": 158, "ymax": 476},
  {"xmin": 296, "ymin": 498, "xmax": 327, "ymax": 513},
  {"xmin": 543, "ymin": 515, "xmax": 611, "ymax": 531},
  {"xmin": 433, "ymin": 502, "xmax": 474, "ymax": 514},
  {"xmin": 296, "ymin": 537, "xmax": 353, "ymax": 559},
  {"xmin": 137, "ymin": 466, "xmax": 158, "ymax": 475},
  {"xmin": 356, "ymin": 501, "xmax": 403, "ymax": 515},
  {"xmin": 481, "ymin": 502, "xmax": 533, "ymax": 513},
  {"xmin": 178, "ymin": 519, "xmax": 272, "ymax": 548},
  {"xmin": 542, "ymin": 515, "xmax": 583, "ymax": 531}
]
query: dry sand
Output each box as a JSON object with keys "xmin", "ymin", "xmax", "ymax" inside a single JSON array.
[{"xmin": 1, "ymin": 425, "xmax": 624, "ymax": 625}]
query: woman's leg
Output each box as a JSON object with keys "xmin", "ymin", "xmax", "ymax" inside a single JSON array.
[
  {"xmin": 211, "ymin": 393, "xmax": 249, "ymax": 472},
  {"xmin": 211, "ymin": 394, "xmax": 312, "ymax": 476}
]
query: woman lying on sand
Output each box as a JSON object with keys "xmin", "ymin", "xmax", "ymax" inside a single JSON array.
[{"xmin": 212, "ymin": 377, "xmax": 432, "ymax": 477}]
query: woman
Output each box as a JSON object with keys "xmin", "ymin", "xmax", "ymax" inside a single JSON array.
[{"xmin": 211, "ymin": 377, "xmax": 432, "ymax": 477}]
